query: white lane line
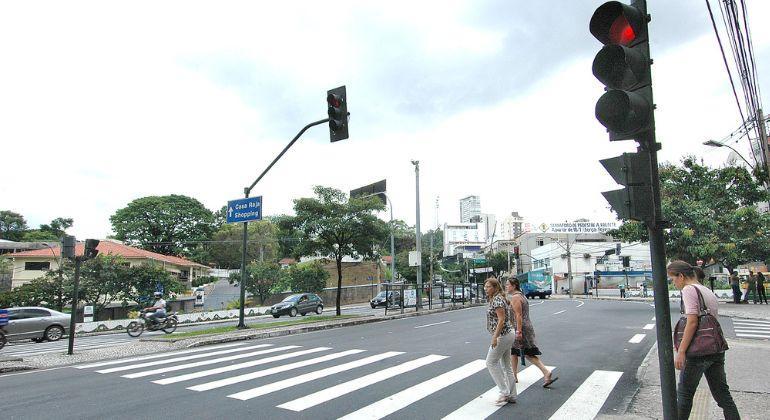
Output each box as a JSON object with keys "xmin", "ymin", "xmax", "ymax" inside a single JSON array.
[
  {"xmin": 154, "ymin": 347, "xmax": 330, "ymax": 385},
  {"xmin": 643, "ymin": 324, "xmax": 655, "ymax": 330},
  {"xmin": 734, "ymin": 330, "xmax": 770, "ymax": 334},
  {"xmin": 629, "ymin": 334, "xmax": 646, "ymax": 344},
  {"xmin": 442, "ymin": 365, "xmax": 555, "ymax": 420},
  {"xmin": 733, "ymin": 322, "xmax": 770, "ymax": 328},
  {"xmin": 415, "ymin": 321, "xmax": 450, "ymax": 329},
  {"xmin": 122, "ymin": 345, "xmax": 300, "ymax": 379},
  {"xmin": 227, "ymin": 351, "xmax": 404, "ymax": 400},
  {"xmin": 278, "ymin": 354, "xmax": 448, "ymax": 412},
  {"xmin": 76, "ymin": 342, "xmax": 249, "ymax": 369},
  {"xmin": 548, "ymin": 370, "xmax": 623, "ymax": 420},
  {"xmin": 96, "ymin": 344, "xmax": 272, "ymax": 373},
  {"xmin": 652, "ymin": 317, "xmax": 656, "ymax": 321},
  {"xmin": 188, "ymin": 349, "xmax": 365, "ymax": 392},
  {"xmin": 576, "ymin": 301, "xmax": 585, "ymax": 308},
  {"xmin": 553, "ymin": 310, "xmax": 566, "ymax": 315},
  {"xmin": 337, "ymin": 359, "xmax": 487, "ymax": 420},
  {"xmin": 736, "ymin": 333, "xmax": 770, "ymax": 338}
]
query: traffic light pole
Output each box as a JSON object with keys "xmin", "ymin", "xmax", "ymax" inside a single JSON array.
[
  {"xmin": 67, "ymin": 256, "xmax": 83, "ymax": 355},
  {"xmin": 237, "ymin": 117, "xmax": 330, "ymax": 329}
]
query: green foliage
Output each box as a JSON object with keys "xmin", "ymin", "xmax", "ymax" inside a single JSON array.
[
  {"xmin": 229, "ymin": 261, "xmax": 283, "ymax": 304},
  {"xmin": 609, "ymin": 156, "xmax": 770, "ymax": 272},
  {"xmin": 393, "ymin": 227, "xmax": 443, "ymax": 283},
  {"xmin": 0, "ymin": 256, "xmax": 11, "ymax": 273},
  {"xmin": 287, "ymin": 186, "xmax": 387, "ymax": 314},
  {"xmin": 109, "ymin": 195, "xmax": 215, "ymax": 257},
  {"xmin": 486, "ymin": 251, "xmax": 512, "ymax": 277},
  {"xmin": 286, "ymin": 261, "xmax": 328, "ymax": 293},
  {"xmin": 207, "ymin": 221, "xmax": 280, "ymax": 269},
  {"xmin": 269, "ymin": 214, "xmax": 304, "ymax": 259},
  {"xmin": 121, "ymin": 263, "xmax": 184, "ymax": 307},
  {"xmin": 0, "ymin": 210, "xmax": 28, "ymax": 241},
  {"xmin": 192, "ymin": 275, "xmax": 217, "ymax": 288}
]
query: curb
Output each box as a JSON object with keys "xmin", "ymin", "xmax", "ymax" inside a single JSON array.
[
  {"xmin": 163, "ymin": 303, "xmax": 484, "ymax": 348},
  {"xmin": 0, "ymin": 364, "xmax": 35, "ymax": 374}
]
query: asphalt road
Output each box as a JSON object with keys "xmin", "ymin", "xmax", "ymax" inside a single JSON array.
[{"xmin": 0, "ymin": 298, "xmax": 665, "ymax": 419}]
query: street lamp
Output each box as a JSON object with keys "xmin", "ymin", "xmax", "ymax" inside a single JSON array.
[{"xmin": 703, "ymin": 139, "xmax": 754, "ymax": 169}]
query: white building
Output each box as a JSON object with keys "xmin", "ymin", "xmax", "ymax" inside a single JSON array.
[
  {"xmin": 459, "ymin": 195, "xmax": 481, "ymax": 223},
  {"xmin": 443, "ymin": 221, "xmax": 487, "ymax": 257},
  {"xmin": 498, "ymin": 211, "xmax": 529, "ymax": 240}
]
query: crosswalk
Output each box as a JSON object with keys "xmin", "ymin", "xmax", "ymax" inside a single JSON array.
[
  {"xmin": 74, "ymin": 341, "xmax": 624, "ymax": 419},
  {"xmin": 0, "ymin": 334, "xmax": 136, "ymax": 358},
  {"xmin": 733, "ymin": 318, "xmax": 770, "ymax": 340}
]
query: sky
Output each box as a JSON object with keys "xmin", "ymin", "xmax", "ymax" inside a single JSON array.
[{"xmin": 2, "ymin": 0, "xmax": 769, "ymax": 240}]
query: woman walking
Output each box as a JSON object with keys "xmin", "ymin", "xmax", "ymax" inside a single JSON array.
[
  {"xmin": 483, "ymin": 277, "xmax": 517, "ymax": 405},
  {"xmin": 668, "ymin": 260, "xmax": 740, "ymax": 419},
  {"xmin": 506, "ymin": 279, "xmax": 557, "ymax": 387}
]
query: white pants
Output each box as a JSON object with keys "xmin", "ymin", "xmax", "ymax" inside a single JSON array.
[{"xmin": 486, "ymin": 332, "xmax": 517, "ymax": 398}]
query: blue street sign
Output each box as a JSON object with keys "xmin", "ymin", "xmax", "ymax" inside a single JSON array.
[{"xmin": 227, "ymin": 196, "xmax": 263, "ymax": 223}]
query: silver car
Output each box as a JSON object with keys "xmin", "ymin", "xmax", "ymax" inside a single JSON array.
[{"xmin": 4, "ymin": 307, "xmax": 70, "ymax": 343}]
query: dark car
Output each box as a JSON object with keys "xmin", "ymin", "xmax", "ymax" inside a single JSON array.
[
  {"xmin": 270, "ymin": 293, "xmax": 323, "ymax": 318},
  {"xmin": 370, "ymin": 291, "xmax": 401, "ymax": 309},
  {"xmin": 3, "ymin": 307, "xmax": 70, "ymax": 343}
]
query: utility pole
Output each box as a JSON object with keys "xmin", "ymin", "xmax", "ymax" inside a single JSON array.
[
  {"xmin": 412, "ymin": 160, "xmax": 423, "ymax": 309},
  {"xmin": 429, "ymin": 197, "xmax": 438, "ymax": 288},
  {"xmin": 565, "ymin": 239, "xmax": 573, "ymax": 299},
  {"xmin": 757, "ymin": 108, "xmax": 770, "ymax": 212}
]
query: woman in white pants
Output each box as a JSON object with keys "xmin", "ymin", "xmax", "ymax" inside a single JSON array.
[{"xmin": 484, "ymin": 277, "xmax": 517, "ymax": 405}]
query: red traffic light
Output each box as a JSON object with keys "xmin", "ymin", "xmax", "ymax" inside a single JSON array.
[
  {"xmin": 590, "ymin": 1, "xmax": 646, "ymax": 46},
  {"xmin": 327, "ymin": 93, "xmax": 343, "ymax": 108}
]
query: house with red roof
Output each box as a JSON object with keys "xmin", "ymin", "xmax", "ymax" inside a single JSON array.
[{"xmin": 5, "ymin": 239, "xmax": 210, "ymax": 290}]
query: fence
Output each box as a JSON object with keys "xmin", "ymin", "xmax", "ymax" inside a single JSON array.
[{"xmin": 382, "ymin": 282, "xmax": 484, "ymax": 315}]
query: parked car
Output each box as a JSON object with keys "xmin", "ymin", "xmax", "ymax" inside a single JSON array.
[
  {"xmin": 2, "ymin": 307, "xmax": 70, "ymax": 343},
  {"xmin": 451, "ymin": 287, "xmax": 476, "ymax": 302},
  {"xmin": 439, "ymin": 287, "xmax": 453, "ymax": 300},
  {"xmin": 270, "ymin": 293, "xmax": 323, "ymax": 318},
  {"xmin": 370, "ymin": 291, "xmax": 401, "ymax": 308}
]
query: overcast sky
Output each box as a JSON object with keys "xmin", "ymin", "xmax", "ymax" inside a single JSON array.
[{"xmin": 2, "ymin": 0, "xmax": 769, "ymax": 239}]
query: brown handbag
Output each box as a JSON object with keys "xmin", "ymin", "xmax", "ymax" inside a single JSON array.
[{"xmin": 673, "ymin": 285, "xmax": 729, "ymax": 357}]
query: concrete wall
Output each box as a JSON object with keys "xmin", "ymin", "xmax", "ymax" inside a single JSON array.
[{"xmin": 320, "ymin": 260, "xmax": 382, "ymax": 288}]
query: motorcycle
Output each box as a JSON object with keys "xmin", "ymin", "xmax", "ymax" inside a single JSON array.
[
  {"xmin": 0, "ymin": 328, "xmax": 6, "ymax": 350},
  {"xmin": 0, "ymin": 308, "xmax": 7, "ymax": 350},
  {"xmin": 126, "ymin": 310, "xmax": 178, "ymax": 337}
]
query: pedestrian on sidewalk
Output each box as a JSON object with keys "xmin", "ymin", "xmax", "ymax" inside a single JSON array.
[
  {"xmin": 618, "ymin": 283, "xmax": 626, "ymax": 299},
  {"xmin": 730, "ymin": 273, "xmax": 741, "ymax": 304},
  {"xmin": 505, "ymin": 279, "xmax": 557, "ymax": 388},
  {"xmin": 483, "ymin": 277, "xmax": 517, "ymax": 406},
  {"xmin": 757, "ymin": 272, "xmax": 768, "ymax": 304},
  {"xmin": 667, "ymin": 260, "xmax": 740, "ymax": 420},
  {"xmin": 744, "ymin": 271, "xmax": 757, "ymax": 304}
]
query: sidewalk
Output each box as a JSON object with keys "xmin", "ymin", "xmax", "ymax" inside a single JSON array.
[{"xmin": 624, "ymin": 301, "xmax": 770, "ymax": 419}]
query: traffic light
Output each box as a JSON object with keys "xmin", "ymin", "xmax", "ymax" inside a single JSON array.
[
  {"xmin": 84, "ymin": 239, "xmax": 100, "ymax": 259},
  {"xmin": 590, "ymin": 1, "xmax": 653, "ymax": 142},
  {"xmin": 327, "ymin": 85, "xmax": 348, "ymax": 142},
  {"xmin": 61, "ymin": 235, "xmax": 76, "ymax": 259},
  {"xmin": 622, "ymin": 256, "xmax": 631, "ymax": 268},
  {"xmin": 591, "ymin": 1, "xmax": 656, "ymax": 223}
]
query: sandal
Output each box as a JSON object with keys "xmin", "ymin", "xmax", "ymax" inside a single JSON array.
[{"xmin": 543, "ymin": 376, "xmax": 559, "ymax": 388}]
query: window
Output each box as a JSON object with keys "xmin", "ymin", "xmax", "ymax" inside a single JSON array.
[
  {"xmin": 24, "ymin": 309, "xmax": 50, "ymax": 318},
  {"xmin": 536, "ymin": 239, "xmax": 544, "ymax": 247},
  {"xmin": 25, "ymin": 262, "xmax": 50, "ymax": 271},
  {"xmin": 7, "ymin": 309, "xmax": 22, "ymax": 320}
]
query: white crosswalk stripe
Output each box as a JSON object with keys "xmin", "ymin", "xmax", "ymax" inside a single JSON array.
[
  {"xmin": 549, "ymin": 370, "xmax": 623, "ymax": 420},
  {"xmin": 79, "ymin": 344, "xmax": 624, "ymax": 418},
  {"xmin": 442, "ymin": 365, "xmax": 555, "ymax": 420},
  {"xmin": 733, "ymin": 319, "xmax": 770, "ymax": 340}
]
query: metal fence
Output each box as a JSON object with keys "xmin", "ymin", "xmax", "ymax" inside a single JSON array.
[{"xmin": 382, "ymin": 282, "xmax": 484, "ymax": 315}]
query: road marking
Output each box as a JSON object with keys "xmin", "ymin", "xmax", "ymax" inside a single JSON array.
[
  {"xmin": 122, "ymin": 345, "xmax": 300, "ymax": 379},
  {"xmin": 548, "ymin": 370, "xmax": 622, "ymax": 420},
  {"xmin": 651, "ymin": 317, "xmax": 656, "ymax": 321},
  {"xmin": 736, "ymin": 333, "xmax": 770, "ymax": 339},
  {"xmin": 227, "ymin": 351, "xmax": 404, "ymax": 400},
  {"xmin": 76, "ymin": 342, "xmax": 249, "ymax": 369},
  {"xmin": 629, "ymin": 334, "xmax": 646, "ymax": 343},
  {"xmin": 643, "ymin": 324, "xmax": 655, "ymax": 330},
  {"xmin": 576, "ymin": 301, "xmax": 585, "ymax": 308},
  {"xmin": 95, "ymin": 344, "xmax": 272, "ymax": 374},
  {"xmin": 414, "ymin": 321, "xmax": 450, "ymax": 329},
  {"xmin": 442, "ymin": 365, "xmax": 555, "ymax": 420},
  {"xmin": 188, "ymin": 349, "xmax": 366, "ymax": 392},
  {"xmin": 733, "ymin": 322, "xmax": 770, "ymax": 328},
  {"xmin": 338, "ymin": 359, "xmax": 487, "ymax": 420},
  {"xmin": 278, "ymin": 354, "xmax": 447, "ymax": 411},
  {"xmin": 553, "ymin": 310, "xmax": 566, "ymax": 315},
  {"xmin": 154, "ymin": 347, "xmax": 330, "ymax": 385}
]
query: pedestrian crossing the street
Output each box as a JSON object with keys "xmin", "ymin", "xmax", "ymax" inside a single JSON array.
[
  {"xmin": 733, "ymin": 318, "xmax": 770, "ymax": 340},
  {"xmin": 73, "ymin": 341, "xmax": 624, "ymax": 419},
  {"xmin": 0, "ymin": 334, "xmax": 136, "ymax": 358}
]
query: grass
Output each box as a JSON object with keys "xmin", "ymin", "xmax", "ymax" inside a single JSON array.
[{"xmin": 168, "ymin": 314, "xmax": 358, "ymax": 338}]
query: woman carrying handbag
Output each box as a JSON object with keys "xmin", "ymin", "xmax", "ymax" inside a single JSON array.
[{"xmin": 668, "ymin": 260, "xmax": 740, "ymax": 419}]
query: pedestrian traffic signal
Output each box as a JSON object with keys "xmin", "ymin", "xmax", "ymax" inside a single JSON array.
[
  {"xmin": 327, "ymin": 86, "xmax": 349, "ymax": 142},
  {"xmin": 84, "ymin": 239, "xmax": 100, "ymax": 259},
  {"xmin": 600, "ymin": 152, "xmax": 654, "ymax": 222},
  {"xmin": 590, "ymin": 1, "xmax": 653, "ymax": 142}
]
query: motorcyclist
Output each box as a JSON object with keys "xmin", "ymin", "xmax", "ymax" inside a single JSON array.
[{"xmin": 144, "ymin": 292, "xmax": 167, "ymax": 325}]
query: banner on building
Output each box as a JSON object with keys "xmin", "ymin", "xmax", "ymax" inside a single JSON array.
[{"xmin": 536, "ymin": 221, "xmax": 617, "ymax": 234}]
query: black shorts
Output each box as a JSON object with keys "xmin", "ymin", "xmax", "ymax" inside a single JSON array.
[{"xmin": 512, "ymin": 346, "xmax": 542, "ymax": 357}]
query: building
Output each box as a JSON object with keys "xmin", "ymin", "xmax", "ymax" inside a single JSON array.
[
  {"xmin": 5, "ymin": 239, "xmax": 210, "ymax": 289},
  {"xmin": 0, "ymin": 239, "xmax": 58, "ymax": 256},
  {"xmin": 443, "ymin": 221, "xmax": 487, "ymax": 257},
  {"xmin": 459, "ymin": 195, "xmax": 481, "ymax": 223},
  {"xmin": 498, "ymin": 211, "xmax": 529, "ymax": 241}
]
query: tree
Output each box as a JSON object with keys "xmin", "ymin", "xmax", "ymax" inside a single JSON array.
[
  {"xmin": 78, "ymin": 255, "xmax": 129, "ymax": 316},
  {"xmin": 110, "ymin": 195, "xmax": 215, "ymax": 257},
  {"xmin": 608, "ymin": 156, "xmax": 770, "ymax": 273},
  {"xmin": 207, "ymin": 221, "xmax": 280, "ymax": 269},
  {"xmin": 486, "ymin": 251, "xmax": 512, "ymax": 277},
  {"xmin": 0, "ymin": 210, "xmax": 28, "ymax": 241},
  {"xmin": 229, "ymin": 261, "xmax": 282, "ymax": 304},
  {"xmin": 287, "ymin": 261, "xmax": 329, "ymax": 294},
  {"xmin": 289, "ymin": 186, "xmax": 387, "ymax": 315},
  {"xmin": 121, "ymin": 263, "xmax": 184, "ymax": 307}
]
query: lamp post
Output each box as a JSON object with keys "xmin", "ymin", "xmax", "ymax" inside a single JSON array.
[{"xmin": 703, "ymin": 139, "xmax": 755, "ymax": 169}]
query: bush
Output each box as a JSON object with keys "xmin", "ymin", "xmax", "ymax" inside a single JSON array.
[{"xmin": 192, "ymin": 275, "xmax": 217, "ymax": 288}]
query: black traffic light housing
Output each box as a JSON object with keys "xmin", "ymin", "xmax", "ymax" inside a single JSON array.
[
  {"xmin": 600, "ymin": 152, "xmax": 654, "ymax": 222},
  {"xmin": 84, "ymin": 239, "xmax": 100, "ymax": 260},
  {"xmin": 61, "ymin": 235, "xmax": 76, "ymax": 259},
  {"xmin": 327, "ymin": 85, "xmax": 349, "ymax": 142}
]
